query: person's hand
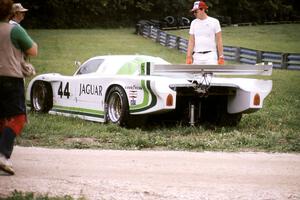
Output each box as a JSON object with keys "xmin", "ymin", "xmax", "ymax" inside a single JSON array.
[
  {"xmin": 186, "ymin": 56, "xmax": 193, "ymax": 64},
  {"xmin": 218, "ymin": 55, "xmax": 225, "ymax": 65}
]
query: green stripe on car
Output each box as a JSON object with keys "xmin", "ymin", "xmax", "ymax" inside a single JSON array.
[
  {"xmin": 130, "ymin": 80, "xmax": 157, "ymax": 113},
  {"xmin": 52, "ymin": 105, "xmax": 104, "ymax": 118}
]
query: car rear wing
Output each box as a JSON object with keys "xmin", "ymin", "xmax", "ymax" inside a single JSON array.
[{"xmin": 139, "ymin": 62, "xmax": 273, "ymax": 76}]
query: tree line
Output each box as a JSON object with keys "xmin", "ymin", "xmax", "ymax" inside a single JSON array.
[{"xmin": 17, "ymin": 0, "xmax": 299, "ymax": 28}]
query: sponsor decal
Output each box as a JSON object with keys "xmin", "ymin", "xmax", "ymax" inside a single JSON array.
[
  {"xmin": 129, "ymin": 90, "xmax": 137, "ymax": 105},
  {"xmin": 79, "ymin": 83, "xmax": 102, "ymax": 96},
  {"xmin": 125, "ymin": 85, "xmax": 142, "ymax": 106},
  {"xmin": 125, "ymin": 85, "xmax": 142, "ymax": 90}
]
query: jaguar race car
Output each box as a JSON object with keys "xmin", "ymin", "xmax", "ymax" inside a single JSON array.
[{"xmin": 26, "ymin": 55, "xmax": 273, "ymax": 126}]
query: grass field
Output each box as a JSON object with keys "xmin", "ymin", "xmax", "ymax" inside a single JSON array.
[
  {"xmin": 28, "ymin": 29, "xmax": 185, "ymax": 75},
  {"xmin": 20, "ymin": 25, "xmax": 300, "ymax": 153}
]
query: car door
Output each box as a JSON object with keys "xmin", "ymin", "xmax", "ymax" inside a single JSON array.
[{"xmin": 73, "ymin": 59, "xmax": 105, "ymax": 119}]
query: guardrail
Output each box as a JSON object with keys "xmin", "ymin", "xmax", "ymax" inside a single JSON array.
[{"xmin": 137, "ymin": 24, "xmax": 300, "ymax": 70}]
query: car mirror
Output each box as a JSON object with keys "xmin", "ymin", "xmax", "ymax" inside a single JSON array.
[{"xmin": 75, "ymin": 61, "xmax": 81, "ymax": 68}]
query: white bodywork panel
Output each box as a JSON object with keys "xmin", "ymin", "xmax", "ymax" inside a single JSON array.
[{"xmin": 26, "ymin": 55, "xmax": 273, "ymax": 123}]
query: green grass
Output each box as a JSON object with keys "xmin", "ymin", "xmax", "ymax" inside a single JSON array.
[
  {"xmin": 28, "ymin": 28, "xmax": 185, "ymax": 75},
  {"xmin": 19, "ymin": 27, "xmax": 300, "ymax": 153},
  {"xmin": 167, "ymin": 24, "xmax": 300, "ymax": 53}
]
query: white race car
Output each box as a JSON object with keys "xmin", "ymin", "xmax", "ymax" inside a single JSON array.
[{"xmin": 26, "ymin": 55, "xmax": 272, "ymax": 126}]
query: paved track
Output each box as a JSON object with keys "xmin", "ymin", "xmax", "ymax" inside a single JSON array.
[{"xmin": 0, "ymin": 146, "xmax": 300, "ymax": 200}]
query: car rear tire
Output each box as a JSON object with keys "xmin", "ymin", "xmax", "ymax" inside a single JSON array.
[
  {"xmin": 106, "ymin": 86, "xmax": 129, "ymax": 126},
  {"xmin": 31, "ymin": 81, "xmax": 53, "ymax": 113}
]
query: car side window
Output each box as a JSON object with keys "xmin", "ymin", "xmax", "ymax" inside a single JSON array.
[{"xmin": 76, "ymin": 59, "xmax": 104, "ymax": 75}]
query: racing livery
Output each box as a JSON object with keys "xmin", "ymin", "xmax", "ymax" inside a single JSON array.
[{"xmin": 26, "ymin": 55, "xmax": 273, "ymax": 126}]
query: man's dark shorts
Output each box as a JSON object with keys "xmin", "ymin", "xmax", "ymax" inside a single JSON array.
[{"xmin": 0, "ymin": 76, "xmax": 26, "ymax": 119}]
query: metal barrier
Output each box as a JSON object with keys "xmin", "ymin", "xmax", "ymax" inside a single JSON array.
[
  {"xmin": 287, "ymin": 54, "xmax": 300, "ymax": 70},
  {"xmin": 136, "ymin": 24, "xmax": 300, "ymax": 70}
]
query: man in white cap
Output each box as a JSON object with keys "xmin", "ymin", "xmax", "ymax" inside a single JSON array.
[
  {"xmin": 9, "ymin": 3, "xmax": 28, "ymax": 25},
  {"xmin": 186, "ymin": 1, "xmax": 224, "ymax": 65}
]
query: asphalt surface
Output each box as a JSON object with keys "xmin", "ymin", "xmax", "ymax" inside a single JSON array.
[{"xmin": 0, "ymin": 146, "xmax": 300, "ymax": 200}]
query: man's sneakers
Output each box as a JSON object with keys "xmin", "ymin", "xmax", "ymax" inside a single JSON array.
[{"xmin": 0, "ymin": 153, "xmax": 15, "ymax": 175}]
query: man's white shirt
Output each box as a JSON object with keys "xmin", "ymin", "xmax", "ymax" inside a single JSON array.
[{"xmin": 189, "ymin": 16, "xmax": 221, "ymax": 52}]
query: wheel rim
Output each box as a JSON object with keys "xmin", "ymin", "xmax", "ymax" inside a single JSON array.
[
  {"xmin": 107, "ymin": 92, "xmax": 123, "ymax": 123},
  {"xmin": 32, "ymin": 83, "xmax": 46, "ymax": 111}
]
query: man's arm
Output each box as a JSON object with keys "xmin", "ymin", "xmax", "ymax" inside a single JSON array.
[
  {"xmin": 186, "ymin": 34, "xmax": 195, "ymax": 64},
  {"xmin": 216, "ymin": 31, "xmax": 224, "ymax": 58},
  {"xmin": 216, "ymin": 31, "xmax": 224, "ymax": 64},
  {"xmin": 11, "ymin": 25, "xmax": 38, "ymax": 57},
  {"xmin": 26, "ymin": 42, "xmax": 38, "ymax": 57}
]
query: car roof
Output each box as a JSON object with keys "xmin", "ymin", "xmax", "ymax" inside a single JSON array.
[
  {"xmin": 88, "ymin": 55, "xmax": 168, "ymax": 62},
  {"xmin": 82, "ymin": 55, "xmax": 169, "ymax": 75}
]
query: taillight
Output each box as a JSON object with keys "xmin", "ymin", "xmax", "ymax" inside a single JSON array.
[
  {"xmin": 254, "ymin": 93, "xmax": 260, "ymax": 106},
  {"xmin": 166, "ymin": 94, "xmax": 173, "ymax": 106}
]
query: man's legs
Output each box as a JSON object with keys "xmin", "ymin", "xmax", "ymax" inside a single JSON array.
[
  {"xmin": 0, "ymin": 126, "xmax": 16, "ymax": 175},
  {"xmin": 0, "ymin": 77, "xmax": 26, "ymax": 175},
  {"xmin": 0, "ymin": 114, "xmax": 26, "ymax": 175},
  {"xmin": 0, "ymin": 121, "xmax": 16, "ymax": 175}
]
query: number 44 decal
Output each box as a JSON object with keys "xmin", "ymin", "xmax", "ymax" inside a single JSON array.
[{"xmin": 58, "ymin": 82, "xmax": 70, "ymax": 98}]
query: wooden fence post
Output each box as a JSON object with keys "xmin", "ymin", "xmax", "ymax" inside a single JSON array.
[
  {"xmin": 176, "ymin": 36, "xmax": 180, "ymax": 50},
  {"xmin": 235, "ymin": 47, "xmax": 241, "ymax": 63},
  {"xmin": 148, "ymin": 26, "xmax": 151, "ymax": 37},
  {"xmin": 136, "ymin": 24, "xmax": 141, "ymax": 35},
  {"xmin": 166, "ymin": 34, "xmax": 169, "ymax": 47},
  {"xmin": 281, "ymin": 53, "xmax": 288, "ymax": 69},
  {"xmin": 156, "ymin": 29, "xmax": 160, "ymax": 43},
  {"xmin": 256, "ymin": 50, "xmax": 262, "ymax": 63}
]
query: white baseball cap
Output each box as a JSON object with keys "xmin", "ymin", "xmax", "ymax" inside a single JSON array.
[
  {"xmin": 190, "ymin": 1, "xmax": 208, "ymax": 12},
  {"xmin": 12, "ymin": 3, "xmax": 28, "ymax": 13}
]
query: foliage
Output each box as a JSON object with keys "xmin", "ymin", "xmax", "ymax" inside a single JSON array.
[{"xmin": 16, "ymin": 0, "xmax": 300, "ymax": 28}]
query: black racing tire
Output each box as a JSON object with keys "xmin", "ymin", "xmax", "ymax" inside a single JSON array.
[
  {"xmin": 181, "ymin": 17, "xmax": 190, "ymax": 26},
  {"xmin": 164, "ymin": 16, "xmax": 176, "ymax": 27},
  {"xmin": 105, "ymin": 85, "xmax": 129, "ymax": 126},
  {"xmin": 30, "ymin": 81, "xmax": 53, "ymax": 113}
]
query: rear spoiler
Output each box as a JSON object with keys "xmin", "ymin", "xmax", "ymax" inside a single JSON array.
[{"xmin": 139, "ymin": 62, "xmax": 273, "ymax": 76}]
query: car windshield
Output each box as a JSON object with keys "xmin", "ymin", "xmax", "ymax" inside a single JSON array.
[{"xmin": 76, "ymin": 59, "xmax": 104, "ymax": 75}]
